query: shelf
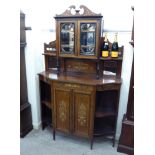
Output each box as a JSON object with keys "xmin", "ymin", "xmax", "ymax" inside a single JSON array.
[
  {"xmin": 43, "ymin": 52, "xmax": 56, "ymax": 56},
  {"xmin": 94, "ymin": 126, "xmax": 114, "ymax": 136},
  {"xmin": 100, "ymin": 56, "xmax": 123, "ymax": 61},
  {"xmin": 42, "ymin": 115, "xmax": 52, "ymax": 127},
  {"xmin": 42, "ymin": 100, "xmax": 52, "ymax": 109},
  {"xmin": 95, "ymin": 111, "xmax": 116, "ymax": 118}
]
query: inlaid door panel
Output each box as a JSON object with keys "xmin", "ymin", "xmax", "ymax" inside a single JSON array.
[
  {"xmin": 73, "ymin": 90, "xmax": 94, "ymax": 138},
  {"xmin": 54, "ymin": 88, "xmax": 71, "ymax": 133}
]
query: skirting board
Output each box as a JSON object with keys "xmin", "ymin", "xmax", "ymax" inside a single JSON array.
[
  {"xmin": 115, "ymin": 133, "xmax": 120, "ymax": 141},
  {"xmin": 33, "ymin": 121, "xmax": 41, "ymax": 130}
]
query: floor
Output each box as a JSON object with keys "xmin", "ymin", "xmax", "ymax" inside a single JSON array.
[{"xmin": 20, "ymin": 128, "xmax": 125, "ymax": 155}]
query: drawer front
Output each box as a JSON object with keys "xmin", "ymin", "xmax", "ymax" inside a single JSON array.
[{"xmin": 53, "ymin": 81, "xmax": 94, "ymax": 92}]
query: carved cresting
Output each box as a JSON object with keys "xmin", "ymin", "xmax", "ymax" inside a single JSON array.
[
  {"xmin": 59, "ymin": 100, "xmax": 66, "ymax": 122},
  {"xmin": 79, "ymin": 5, "xmax": 101, "ymax": 16},
  {"xmin": 55, "ymin": 5, "xmax": 102, "ymax": 17},
  {"xmin": 78, "ymin": 103, "xmax": 87, "ymax": 126}
]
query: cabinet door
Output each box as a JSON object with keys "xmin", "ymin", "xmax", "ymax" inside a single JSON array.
[
  {"xmin": 73, "ymin": 90, "xmax": 95, "ymax": 138},
  {"xmin": 78, "ymin": 20, "xmax": 100, "ymax": 59},
  {"xmin": 54, "ymin": 88, "xmax": 72, "ymax": 133},
  {"xmin": 57, "ymin": 21, "xmax": 77, "ymax": 57}
]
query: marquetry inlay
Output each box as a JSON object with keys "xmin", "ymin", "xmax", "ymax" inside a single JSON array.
[
  {"xmin": 59, "ymin": 100, "xmax": 66, "ymax": 122},
  {"xmin": 67, "ymin": 61, "xmax": 95, "ymax": 72},
  {"xmin": 53, "ymin": 82, "xmax": 94, "ymax": 91},
  {"xmin": 77, "ymin": 103, "xmax": 87, "ymax": 126}
]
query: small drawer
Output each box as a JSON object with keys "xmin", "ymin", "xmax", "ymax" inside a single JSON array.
[{"xmin": 53, "ymin": 81, "xmax": 94, "ymax": 91}]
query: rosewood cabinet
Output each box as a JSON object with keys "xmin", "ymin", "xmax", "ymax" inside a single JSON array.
[
  {"xmin": 38, "ymin": 5, "xmax": 124, "ymax": 149},
  {"xmin": 39, "ymin": 71, "xmax": 122, "ymax": 149}
]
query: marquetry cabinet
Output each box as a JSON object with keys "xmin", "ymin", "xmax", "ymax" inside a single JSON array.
[{"xmin": 38, "ymin": 5, "xmax": 124, "ymax": 149}]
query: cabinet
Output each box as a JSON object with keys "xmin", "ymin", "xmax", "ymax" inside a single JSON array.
[
  {"xmin": 20, "ymin": 11, "xmax": 33, "ymax": 137},
  {"xmin": 95, "ymin": 87, "xmax": 120, "ymax": 146},
  {"xmin": 38, "ymin": 5, "xmax": 124, "ymax": 149},
  {"xmin": 117, "ymin": 6, "xmax": 134, "ymax": 154},
  {"xmin": 55, "ymin": 6, "xmax": 102, "ymax": 59},
  {"xmin": 39, "ymin": 78, "xmax": 52, "ymax": 129},
  {"xmin": 53, "ymin": 82, "xmax": 95, "ymax": 138},
  {"xmin": 56, "ymin": 20, "xmax": 100, "ymax": 58},
  {"xmin": 117, "ymin": 62, "xmax": 134, "ymax": 155}
]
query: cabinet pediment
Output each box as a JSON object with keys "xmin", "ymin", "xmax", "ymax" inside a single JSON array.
[{"xmin": 55, "ymin": 5, "xmax": 102, "ymax": 18}]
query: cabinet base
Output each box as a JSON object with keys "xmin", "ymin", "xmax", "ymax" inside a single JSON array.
[
  {"xmin": 117, "ymin": 115, "xmax": 134, "ymax": 155},
  {"xmin": 20, "ymin": 103, "xmax": 33, "ymax": 138}
]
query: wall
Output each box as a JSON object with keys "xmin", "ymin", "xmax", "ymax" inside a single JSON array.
[{"xmin": 21, "ymin": 0, "xmax": 133, "ymax": 139}]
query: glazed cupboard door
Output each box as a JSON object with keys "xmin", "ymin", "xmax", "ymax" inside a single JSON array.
[
  {"xmin": 54, "ymin": 88, "xmax": 72, "ymax": 133},
  {"xmin": 57, "ymin": 21, "xmax": 77, "ymax": 57},
  {"xmin": 77, "ymin": 20, "xmax": 100, "ymax": 59},
  {"xmin": 73, "ymin": 89, "xmax": 95, "ymax": 138}
]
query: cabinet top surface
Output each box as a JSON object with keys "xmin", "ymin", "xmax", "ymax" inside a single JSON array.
[{"xmin": 38, "ymin": 71, "xmax": 122, "ymax": 86}]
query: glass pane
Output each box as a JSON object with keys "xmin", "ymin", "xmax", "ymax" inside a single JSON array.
[
  {"xmin": 81, "ymin": 23, "xmax": 96, "ymax": 31},
  {"xmin": 80, "ymin": 23, "xmax": 96, "ymax": 56},
  {"xmin": 60, "ymin": 23, "xmax": 75, "ymax": 54}
]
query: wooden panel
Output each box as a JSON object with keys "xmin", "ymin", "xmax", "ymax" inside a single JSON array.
[
  {"xmin": 39, "ymin": 71, "xmax": 122, "ymax": 86},
  {"xmin": 54, "ymin": 88, "xmax": 71, "ymax": 133},
  {"xmin": 65, "ymin": 59, "xmax": 96, "ymax": 74},
  {"xmin": 53, "ymin": 81, "xmax": 94, "ymax": 91},
  {"xmin": 117, "ymin": 117, "xmax": 134, "ymax": 155},
  {"xmin": 120, "ymin": 122, "xmax": 134, "ymax": 147},
  {"xmin": 20, "ymin": 12, "xmax": 26, "ymax": 43},
  {"xmin": 97, "ymin": 84, "xmax": 120, "ymax": 91},
  {"xmin": 20, "ymin": 11, "xmax": 33, "ymax": 137},
  {"xmin": 126, "ymin": 61, "xmax": 134, "ymax": 121},
  {"xmin": 73, "ymin": 90, "xmax": 94, "ymax": 138},
  {"xmin": 20, "ymin": 103, "xmax": 33, "ymax": 137}
]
